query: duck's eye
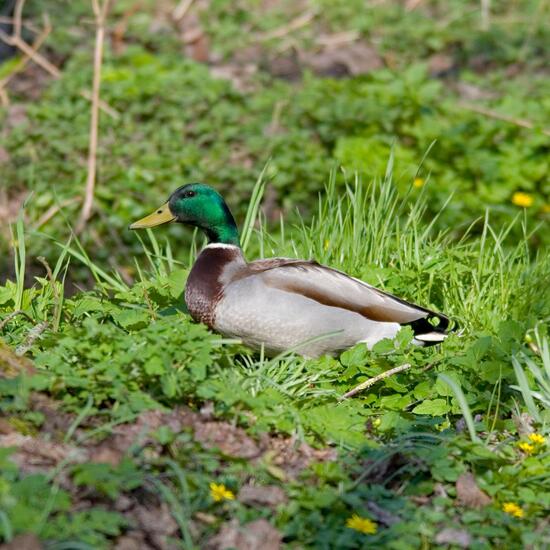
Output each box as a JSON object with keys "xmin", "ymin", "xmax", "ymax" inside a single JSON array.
[{"xmin": 183, "ymin": 190, "xmax": 195, "ymax": 198}]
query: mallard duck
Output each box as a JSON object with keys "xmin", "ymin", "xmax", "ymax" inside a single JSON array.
[{"xmin": 130, "ymin": 184, "xmax": 449, "ymax": 357}]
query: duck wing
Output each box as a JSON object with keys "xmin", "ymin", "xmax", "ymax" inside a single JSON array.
[{"xmin": 247, "ymin": 258, "xmax": 449, "ymax": 343}]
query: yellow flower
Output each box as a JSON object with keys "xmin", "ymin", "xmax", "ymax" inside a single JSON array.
[
  {"xmin": 502, "ymin": 502, "xmax": 524, "ymax": 518},
  {"xmin": 209, "ymin": 482, "xmax": 235, "ymax": 502},
  {"xmin": 528, "ymin": 433, "xmax": 546, "ymax": 445},
  {"xmin": 346, "ymin": 514, "xmax": 377, "ymax": 535},
  {"xmin": 518, "ymin": 442, "xmax": 534, "ymax": 454},
  {"xmin": 413, "ymin": 177, "xmax": 424, "ymax": 188},
  {"xmin": 324, "ymin": 239, "xmax": 330, "ymax": 251},
  {"xmin": 511, "ymin": 192, "xmax": 533, "ymax": 208},
  {"xmin": 542, "ymin": 204, "xmax": 550, "ymax": 213}
]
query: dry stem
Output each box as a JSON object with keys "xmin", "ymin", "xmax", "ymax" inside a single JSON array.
[
  {"xmin": 0, "ymin": 3, "xmax": 118, "ymax": 117},
  {"xmin": 340, "ymin": 363, "xmax": 412, "ymax": 400},
  {"xmin": 76, "ymin": 0, "xmax": 110, "ymax": 234},
  {"xmin": 458, "ymin": 101, "xmax": 550, "ymax": 137},
  {"xmin": 15, "ymin": 321, "xmax": 49, "ymax": 355},
  {"xmin": 256, "ymin": 8, "xmax": 318, "ymax": 41},
  {"xmin": 0, "ymin": 18, "xmax": 51, "ymax": 97},
  {"xmin": 0, "ymin": 310, "xmax": 34, "ymax": 331},
  {"xmin": 173, "ymin": 0, "xmax": 195, "ymax": 21},
  {"xmin": 34, "ymin": 196, "xmax": 81, "ymax": 230}
]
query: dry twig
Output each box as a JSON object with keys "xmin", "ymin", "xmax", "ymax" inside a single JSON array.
[
  {"xmin": 256, "ymin": 8, "xmax": 318, "ymax": 41},
  {"xmin": 13, "ymin": 0, "xmax": 25, "ymax": 38},
  {"xmin": 15, "ymin": 321, "xmax": 49, "ymax": 355},
  {"xmin": 0, "ymin": 1, "xmax": 118, "ymax": 117},
  {"xmin": 76, "ymin": 0, "xmax": 111, "ymax": 234},
  {"xmin": 0, "ymin": 19, "xmax": 60, "ymax": 78},
  {"xmin": 458, "ymin": 101, "xmax": 550, "ymax": 137},
  {"xmin": 316, "ymin": 30, "xmax": 359, "ymax": 47},
  {"xmin": 34, "ymin": 196, "xmax": 81, "ymax": 230},
  {"xmin": 480, "ymin": 0, "xmax": 490, "ymax": 31},
  {"xmin": 0, "ymin": 310, "xmax": 34, "ymax": 331},
  {"xmin": 340, "ymin": 363, "xmax": 412, "ymax": 400},
  {"xmin": 0, "ymin": 15, "xmax": 40, "ymax": 33},
  {"xmin": 173, "ymin": 0, "xmax": 195, "ymax": 22},
  {"xmin": 0, "ymin": 17, "xmax": 52, "ymax": 102}
]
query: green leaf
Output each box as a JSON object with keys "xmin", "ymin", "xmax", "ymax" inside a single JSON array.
[
  {"xmin": 112, "ymin": 309, "xmax": 150, "ymax": 330},
  {"xmin": 412, "ymin": 398, "xmax": 450, "ymax": 416}
]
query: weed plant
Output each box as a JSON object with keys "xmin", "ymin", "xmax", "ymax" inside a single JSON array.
[{"xmin": 1, "ymin": 169, "xmax": 549, "ymax": 548}]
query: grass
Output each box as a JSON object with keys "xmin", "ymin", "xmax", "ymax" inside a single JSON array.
[
  {"xmin": 1, "ymin": 0, "xmax": 549, "ymax": 546},
  {"xmin": 1, "ymin": 1, "xmax": 549, "ymax": 283},
  {"xmin": 1, "ymin": 169, "xmax": 549, "ymax": 548},
  {"xmin": 512, "ymin": 330, "xmax": 550, "ymax": 423}
]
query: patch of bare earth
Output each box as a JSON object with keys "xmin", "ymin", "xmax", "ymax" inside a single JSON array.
[{"xmin": 0, "ymin": 375, "xmax": 335, "ymax": 548}]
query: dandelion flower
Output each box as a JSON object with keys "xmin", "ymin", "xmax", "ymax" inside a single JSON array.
[
  {"xmin": 209, "ymin": 482, "xmax": 235, "ymax": 502},
  {"xmin": 502, "ymin": 502, "xmax": 524, "ymax": 518},
  {"xmin": 528, "ymin": 433, "xmax": 546, "ymax": 445},
  {"xmin": 517, "ymin": 442, "xmax": 534, "ymax": 454},
  {"xmin": 511, "ymin": 192, "xmax": 533, "ymax": 208},
  {"xmin": 413, "ymin": 177, "xmax": 424, "ymax": 188},
  {"xmin": 346, "ymin": 514, "xmax": 377, "ymax": 535}
]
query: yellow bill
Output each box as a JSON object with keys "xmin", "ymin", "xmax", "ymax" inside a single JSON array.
[{"xmin": 129, "ymin": 202, "xmax": 176, "ymax": 229}]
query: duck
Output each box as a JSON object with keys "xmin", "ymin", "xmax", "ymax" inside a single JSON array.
[{"xmin": 130, "ymin": 183, "xmax": 450, "ymax": 358}]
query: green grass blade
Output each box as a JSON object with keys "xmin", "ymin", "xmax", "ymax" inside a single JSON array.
[
  {"xmin": 11, "ymin": 209, "xmax": 27, "ymax": 310},
  {"xmin": 511, "ymin": 356, "xmax": 541, "ymax": 422},
  {"xmin": 0, "ymin": 510, "xmax": 13, "ymax": 542},
  {"xmin": 241, "ymin": 162, "xmax": 269, "ymax": 253},
  {"xmin": 438, "ymin": 373, "xmax": 480, "ymax": 443}
]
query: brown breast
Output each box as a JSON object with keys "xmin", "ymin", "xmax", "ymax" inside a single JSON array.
[{"xmin": 184, "ymin": 245, "xmax": 245, "ymax": 328}]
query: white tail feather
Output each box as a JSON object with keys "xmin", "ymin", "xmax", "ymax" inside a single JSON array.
[{"xmin": 414, "ymin": 331, "xmax": 448, "ymax": 343}]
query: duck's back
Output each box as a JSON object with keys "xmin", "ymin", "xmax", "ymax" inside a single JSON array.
[
  {"xmin": 185, "ymin": 246, "xmax": 449, "ymax": 357},
  {"xmin": 214, "ymin": 273, "xmax": 402, "ymax": 356}
]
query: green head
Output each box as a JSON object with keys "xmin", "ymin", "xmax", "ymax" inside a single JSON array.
[{"xmin": 130, "ymin": 183, "xmax": 240, "ymax": 246}]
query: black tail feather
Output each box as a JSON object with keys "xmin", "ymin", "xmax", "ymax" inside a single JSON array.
[{"xmin": 404, "ymin": 312, "xmax": 453, "ymax": 346}]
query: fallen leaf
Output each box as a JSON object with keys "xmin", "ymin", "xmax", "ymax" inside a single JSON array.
[
  {"xmin": 5, "ymin": 105, "xmax": 28, "ymax": 128},
  {"xmin": 114, "ymin": 532, "xmax": 152, "ymax": 550},
  {"xmin": 88, "ymin": 446, "xmax": 124, "ymax": 466},
  {"xmin": 0, "ymin": 433, "xmax": 86, "ymax": 473},
  {"xmin": 0, "ymin": 340, "xmax": 36, "ymax": 377},
  {"xmin": 99, "ymin": 408, "xmax": 194, "ymax": 457},
  {"xmin": 0, "ymin": 146, "xmax": 9, "ymax": 164},
  {"xmin": 176, "ymin": 11, "xmax": 210, "ymax": 62},
  {"xmin": 302, "ymin": 41, "xmax": 383, "ymax": 77},
  {"xmin": 263, "ymin": 437, "xmax": 337, "ymax": 479},
  {"xmin": 238, "ymin": 484, "xmax": 287, "ymax": 508},
  {"xmin": 265, "ymin": 52, "xmax": 302, "ymax": 81},
  {"xmin": 194, "ymin": 421, "xmax": 260, "ymax": 458},
  {"xmin": 365, "ymin": 501, "xmax": 400, "ymax": 526},
  {"xmin": 513, "ymin": 412, "xmax": 535, "ymax": 436},
  {"xmin": 456, "ymin": 472, "xmax": 491, "ymax": 508},
  {"xmin": 0, "ymin": 190, "xmax": 26, "ymax": 235},
  {"xmin": 194, "ymin": 511, "xmax": 218, "ymax": 525},
  {"xmin": 454, "ymin": 82, "xmax": 498, "ymax": 101},
  {"xmin": 114, "ymin": 495, "xmax": 133, "ymax": 512},
  {"xmin": 206, "ymin": 518, "xmax": 282, "ymax": 550},
  {"xmin": 0, "ymin": 417, "xmax": 14, "ymax": 435},
  {"xmin": 210, "ymin": 64, "xmax": 258, "ymax": 92},
  {"xmin": 435, "ymin": 527, "xmax": 471, "ymax": 548},
  {"xmin": 428, "ymin": 53, "xmax": 455, "ymax": 77},
  {"xmin": 131, "ymin": 502, "xmax": 178, "ymax": 549},
  {"xmin": 0, "ymin": 533, "xmax": 42, "ymax": 550}
]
